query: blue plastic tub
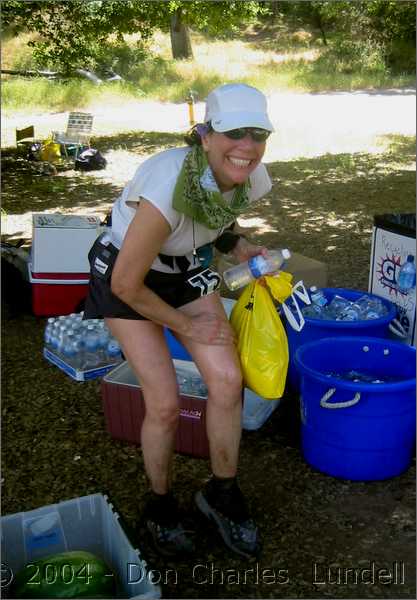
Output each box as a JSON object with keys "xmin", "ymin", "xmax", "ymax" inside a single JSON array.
[
  {"xmin": 164, "ymin": 328, "xmax": 192, "ymax": 360},
  {"xmin": 286, "ymin": 288, "xmax": 397, "ymax": 390},
  {"xmin": 164, "ymin": 297, "xmax": 237, "ymax": 361},
  {"xmin": 295, "ymin": 336, "xmax": 416, "ymax": 481}
]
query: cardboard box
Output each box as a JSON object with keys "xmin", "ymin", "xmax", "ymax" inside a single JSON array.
[
  {"xmin": 28, "ymin": 263, "xmax": 89, "ymax": 316},
  {"xmin": 31, "ymin": 213, "xmax": 102, "ymax": 273},
  {"xmin": 368, "ymin": 214, "xmax": 416, "ymax": 345},
  {"xmin": 284, "ymin": 252, "xmax": 328, "ymax": 289},
  {"xmin": 0, "ymin": 493, "xmax": 160, "ymax": 600},
  {"xmin": 216, "ymin": 252, "xmax": 327, "ymax": 300},
  {"xmin": 43, "ymin": 347, "xmax": 122, "ymax": 382}
]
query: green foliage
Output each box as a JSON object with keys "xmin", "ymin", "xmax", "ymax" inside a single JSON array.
[
  {"xmin": 174, "ymin": 1, "xmax": 265, "ymax": 37},
  {"xmin": 316, "ymin": 37, "xmax": 386, "ymax": 75},
  {"xmin": 2, "ymin": 77, "xmax": 103, "ymax": 112},
  {"xmin": 1, "ymin": 0, "xmax": 156, "ymax": 71},
  {"xmin": 1, "ymin": 0, "xmax": 264, "ymax": 69},
  {"xmin": 2, "ymin": 1, "xmax": 414, "ymax": 73},
  {"xmin": 264, "ymin": 0, "xmax": 416, "ymax": 71}
]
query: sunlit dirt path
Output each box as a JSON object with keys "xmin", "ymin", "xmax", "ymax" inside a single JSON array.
[{"xmin": 3, "ymin": 87, "xmax": 415, "ymax": 160}]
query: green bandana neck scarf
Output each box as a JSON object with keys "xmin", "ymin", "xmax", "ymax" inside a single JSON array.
[{"xmin": 173, "ymin": 145, "xmax": 251, "ymax": 230}]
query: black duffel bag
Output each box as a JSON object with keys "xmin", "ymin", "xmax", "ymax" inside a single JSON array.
[{"xmin": 75, "ymin": 148, "xmax": 107, "ymax": 171}]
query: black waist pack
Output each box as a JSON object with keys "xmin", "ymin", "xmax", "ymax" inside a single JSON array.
[
  {"xmin": 75, "ymin": 148, "xmax": 107, "ymax": 171},
  {"xmin": 88, "ymin": 236, "xmax": 118, "ymax": 281}
]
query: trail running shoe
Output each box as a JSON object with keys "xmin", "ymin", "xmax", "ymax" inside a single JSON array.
[
  {"xmin": 144, "ymin": 492, "xmax": 196, "ymax": 557},
  {"xmin": 195, "ymin": 487, "xmax": 261, "ymax": 559},
  {"xmin": 146, "ymin": 518, "xmax": 196, "ymax": 557}
]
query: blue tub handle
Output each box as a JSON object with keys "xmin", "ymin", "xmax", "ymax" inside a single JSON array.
[{"xmin": 320, "ymin": 387, "xmax": 361, "ymax": 409}]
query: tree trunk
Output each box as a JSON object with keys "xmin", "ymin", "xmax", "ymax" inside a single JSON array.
[
  {"xmin": 170, "ymin": 8, "xmax": 193, "ymax": 59},
  {"xmin": 314, "ymin": 11, "xmax": 328, "ymax": 46},
  {"xmin": 271, "ymin": 1, "xmax": 281, "ymax": 19}
]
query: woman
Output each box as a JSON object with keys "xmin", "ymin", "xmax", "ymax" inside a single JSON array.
[{"xmin": 84, "ymin": 83, "xmax": 274, "ymax": 558}]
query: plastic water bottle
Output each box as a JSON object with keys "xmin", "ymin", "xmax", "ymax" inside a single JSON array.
[
  {"xmin": 327, "ymin": 295, "xmax": 352, "ymax": 320},
  {"xmin": 44, "ymin": 318, "xmax": 56, "ymax": 349},
  {"xmin": 223, "ymin": 248, "xmax": 291, "ymax": 291},
  {"xmin": 84, "ymin": 325, "xmax": 100, "ymax": 369},
  {"xmin": 339, "ymin": 305, "xmax": 360, "ymax": 321},
  {"xmin": 62, "ymin": 330, "xmax": 81, "ymax": 368},
  {"xmin": 74, "ymin": 332, "xmax": 85, "ymax": 369},
  {"xmin": 398, "ymin": 255, "xmax": 416, "ymax": 293},
  {"xmin": 353, "ymin": 295, "xmax": 387, "ymax": 320},
  {"xmin": 302, "ymin": 286, "xmax": 328, "ymax": 319},
  {"xmin": 106, "ymin": 337, "xmax": 123, "ymax": 364},
  {"xmin": 97, "ymin": 323, "xmax": 110, "ymax": 364},
  {"xmin": 310, "ymin": 286, "xmax": 328, "ymax": 308},
  {"xmin": 56, "ymin": 324, "xmax": 68, "ymax": 357},
  {"xmin": 177, "ymin": 369, "xmax": 208, "ymax": 397},
  {"xmin": 49, "ymin": 322, "xmax": 61, "ymax": 353}
]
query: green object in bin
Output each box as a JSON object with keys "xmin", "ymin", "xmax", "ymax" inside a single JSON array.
[{"xmin": 11, "ymin": 550, "xmax": 116, "ymax": 599}]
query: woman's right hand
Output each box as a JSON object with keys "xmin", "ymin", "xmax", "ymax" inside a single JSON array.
[{"xmin": 182, "ymin": 312, "xmax": 236, "ymax": 345}]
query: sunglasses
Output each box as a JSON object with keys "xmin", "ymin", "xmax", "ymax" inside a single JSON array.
[{"xmin": 222, "ymin": 127, "xmax": 271, "ymax": 143}]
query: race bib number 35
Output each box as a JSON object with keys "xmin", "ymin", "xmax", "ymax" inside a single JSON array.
[{"xmin": 187, "ymin": 269, "xmax": 221, "ymax": 296}]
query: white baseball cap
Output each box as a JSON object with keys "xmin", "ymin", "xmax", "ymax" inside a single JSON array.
[{"xmin": 204, "ymin": 83, "xmax": 274, "ymax": 133}]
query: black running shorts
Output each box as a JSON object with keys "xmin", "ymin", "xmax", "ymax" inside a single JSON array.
[{"xmin": 84, "ymin": 237, "xmax": 222, "ymax": 320}]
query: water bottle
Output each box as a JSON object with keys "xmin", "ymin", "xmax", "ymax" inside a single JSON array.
[
  {"xmin": 44, "ymin": 318, "xmax": 56, "ymax": 349},
  {"xmin": 327, "ymin": 295, "xmax": 352, "ymax": 320},
  {"xmin": 49, "ymin": 322, "xmax": 61, "ymax": 353},
  {"xmin": 353, "ymin": 295, "xmax": 386, "ymax": 320},
  {"xmin": 97, "ymin": 323, "xmax": 110, "ymax": 364},
  {"xmin": 223, "ymin": 248, "xmax": 291, "ymax": 291},
  {"xmin": 339, "ymin": 304, "xmax": 360, "ymax": 322},
  {"xmin": 106, "ymin": 337, "xmax": 123, "ymax": 364},
  {"xmin": 84, "ymin": 324, "xmax": 100, "ymax": 369},
  {"xmin": 303, "ymin": 286, "xmax": 328, "ymax": 319},
  {"xmin": 62, "ymin": 329, "xmax": 80, "ymax": 368},
  {"xmin": 398, "ymin": 255, "xmax": 416, "ymax": 293},
  {"xmin": 56, "ymin": 324, "xmax": 68, "ymax": 357},
  {"xmin": 74, "ymin": 329, "xmax": 85, "ymax": 370},
  {"xmin": 177, "ymin": 370, "xmax": 208, "ymax": 397},
  {"xmin": 310, "ymin": 286, "xmax": 328, "ymax": 308}
]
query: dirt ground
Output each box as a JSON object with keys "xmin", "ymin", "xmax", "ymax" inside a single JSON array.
[{"xmin": 2, "ymin": 123, "xmax": 416, "ymax": 599}]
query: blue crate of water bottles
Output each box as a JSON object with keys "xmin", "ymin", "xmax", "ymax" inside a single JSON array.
[{"xmin": 43, "ymin": 312, "xmax": 123, "ymax": 382}]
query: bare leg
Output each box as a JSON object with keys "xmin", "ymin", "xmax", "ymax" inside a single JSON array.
[
  {"xmin": 105, "ymin": 318, "xmax": 179, "ymax": 494},
  {"xmin": 176, "ymin": 292, "xmax": 243, "ymax": 478}
]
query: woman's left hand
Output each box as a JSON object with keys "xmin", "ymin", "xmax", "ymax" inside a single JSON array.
[{"xmin": 232, "ymin": 237, "xmax": 268, "ymax": 263}]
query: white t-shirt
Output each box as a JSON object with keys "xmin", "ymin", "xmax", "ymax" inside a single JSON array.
[{"xmin": 108, "ymin": 146, "xmax": 272, "ymax": 273}]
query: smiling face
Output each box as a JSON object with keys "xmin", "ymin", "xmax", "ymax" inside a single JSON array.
[{"xmin": 201, "ymin": 131, "xmax": 266, "ymax": 192}]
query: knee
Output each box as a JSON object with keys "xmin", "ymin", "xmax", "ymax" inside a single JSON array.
[
  {"xmin": 206, "ymin": 363, "xmax": 243, "ymax": 406},
  {"xmin": 144, "ymin": 396, "xmax": 180, "ymax": 431}
]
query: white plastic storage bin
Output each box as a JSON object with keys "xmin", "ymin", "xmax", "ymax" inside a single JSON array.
[
  {"xmin": 1, "ymin": 493, "xmax": 161, "ymax": 600},
  {"xmin": 242, "ymin": 389, "xmax": 280, "ymax": 430}
]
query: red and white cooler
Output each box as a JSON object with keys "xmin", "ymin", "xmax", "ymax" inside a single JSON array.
[
  {"xmin": 29, "ymin": 213, "xmax": 103, "ymax": 316},
  {"xmin": 28, "ymin": 264, "xmax": 90, "ymax": 316},
  {"xmin": 31, "ymin": 213, "xmax": 103, "ymax": 273}
]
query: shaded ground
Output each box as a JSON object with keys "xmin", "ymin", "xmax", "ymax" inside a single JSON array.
[{"xmin": 2, "ymin": 130, "xmax": 416, "ymax": 599}]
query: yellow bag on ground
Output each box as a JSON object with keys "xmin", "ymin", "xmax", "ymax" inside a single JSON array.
[
  {"xmin": 230, "ymin": 272, "xmax": 293, "ymax": 399},
  {"xmin": 39, "ymin": 136, "xmax": 62, "ymax": 162}
]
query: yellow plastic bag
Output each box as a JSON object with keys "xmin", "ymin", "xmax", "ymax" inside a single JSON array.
[
  {"xmin": 230, "ymin": 272, "xmax": 293, "ymax": 399},
  {"xmin": 39, "ymin": 136, "xmax": 62, "ymax": 162}
]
